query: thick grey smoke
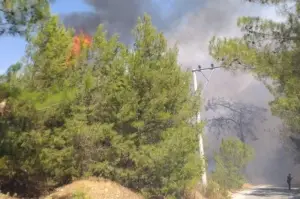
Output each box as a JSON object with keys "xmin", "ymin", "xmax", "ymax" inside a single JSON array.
[
  {"xmin": 165, "ymin": 0, "xmax": 299, "ymax": 185},
  {"xmin": 63, "ymin": 0, "xmax": 202, "ymax": 43},
  {"xmin": 63, "ymin": 0, "xmax": 152, "ymax": 42},
  {"xmin": 61, "ymin": 0, "xmax": 299, "ymax": 185}
]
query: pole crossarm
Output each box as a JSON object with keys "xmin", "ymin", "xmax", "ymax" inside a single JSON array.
[{"xmin": 192, "ymin": 66, "xmax": 221, "ymax": 72}]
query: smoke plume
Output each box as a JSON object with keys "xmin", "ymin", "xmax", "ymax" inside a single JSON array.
[
  {"xmin": 62, "ymin": 0, "xmax": 299, "ymax": 185},
  {"xmin": 63, "ymin": 0, "xmax": 202, "ymax": 43}
]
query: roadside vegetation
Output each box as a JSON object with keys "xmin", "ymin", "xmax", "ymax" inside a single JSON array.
[
  {"xmin": 2, "ymin": 0, "xmax": 299, "ymax": 198},
  {"xmin": 203, "ymin": 138, "xmax": 254, "ymax": 199}
]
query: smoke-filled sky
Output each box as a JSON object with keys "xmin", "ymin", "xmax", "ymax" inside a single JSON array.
[
  {"xmin": 62, "ymin": 0, "xmax": 204, "ymax": 43},
  {"xmin": 166, "ymin": 1, "xmax": 299, "ymax": 185}
]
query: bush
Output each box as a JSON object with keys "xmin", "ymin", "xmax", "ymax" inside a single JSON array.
[
  {"xmin": 211, "ymin": 137, "xmax": 254, "ymax": 190},
  {"xmin": 204, "ymin": 180, "xmax": 230, "ymax": 199}
]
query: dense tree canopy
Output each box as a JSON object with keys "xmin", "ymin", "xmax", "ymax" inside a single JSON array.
[{"xmin": 0, "ymin": 14, "xmax": 203, "ymax": 198}]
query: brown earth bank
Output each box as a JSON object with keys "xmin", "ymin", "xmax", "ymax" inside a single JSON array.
[
  {"xmin": 0, "ymin": 178, "xmax": 207, "ymax": 199},
  {"xmin": 0, "ymin": 181, "xmax": 255, "ymax": 199},
  {"xmin": 0, "ymin": 178, "xmax": 142, "ymax": 199},
  {"xmin": 44, "ymin": 179, "xmax": 143, "ymax": 199}
]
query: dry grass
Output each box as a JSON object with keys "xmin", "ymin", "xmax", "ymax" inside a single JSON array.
[
  {"xmin": 183, "ymin": 189, "xmax": 207, "ymax": 199},
  {"xmin": 0, "ymin": 194, "xmax": 17, "ymax": 199},
  {"xmin": 241, "ymin": 183, "xmax": 254, "ymax": 189},
  {"xmin": 43, "ymin": 178, "xmax": 144, "ymax": 199}
]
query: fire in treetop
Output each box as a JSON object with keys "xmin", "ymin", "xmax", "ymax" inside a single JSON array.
[
  {"xmin": 71, "ymin": 32, "xmax": 92, "ymax": 56},
  {"xmin": 65, "ymin": 32, "xmax": 92, "ymax": 67}
]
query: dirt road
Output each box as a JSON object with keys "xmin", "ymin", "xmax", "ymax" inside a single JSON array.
[{"xmin": 232, "ymin": 185, "xmax": 300, "ymax": 199}]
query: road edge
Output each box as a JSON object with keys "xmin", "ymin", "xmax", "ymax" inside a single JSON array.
[{"xmin": 230, "ymin": 185, "xmax": 272, "ymax": 198}]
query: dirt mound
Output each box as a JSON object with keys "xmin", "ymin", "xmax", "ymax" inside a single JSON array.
[
  {"xmin": 1, "ymin": 179, "xmax": 207, "ymax": 199},
  {"xmin": 44, "ymin": 179, "xmax": 143, "ymax": 199}
]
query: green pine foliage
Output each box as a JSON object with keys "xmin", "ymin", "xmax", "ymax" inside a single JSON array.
[
  {"xmin": 0, "ymin": 14, "xmax": 203, "ymax": 198},
  {"xmin": 209, "ymin": 0, "xmax": 300, "ymax": 136},
  {"xmin": 0, "ymin": 0, "xmax": 53, "ymax": 36},
  {"xmin": 211, "ymin": 137, "xmax": 254, "ymax": 190}
]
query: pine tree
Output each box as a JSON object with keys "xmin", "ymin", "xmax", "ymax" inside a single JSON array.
[
  {"xmin": 212, "ymin": 137, "xmax": 254, "ymax": 190},
  {"xmin": 71, "ymin": 15, "xmax": 204, "ymax": 198},
  {"xmin": 0, "ymin": 16, "xmax": 77, "ymax": 196},
  {"xmin": 209, "ymin": 1, "xmax": 300, "ymax": 137}
]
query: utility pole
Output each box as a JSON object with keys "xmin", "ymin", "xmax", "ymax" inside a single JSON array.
[{"xmin": 192, "ymin": 64, "xmax": 220, "ymax": 187}]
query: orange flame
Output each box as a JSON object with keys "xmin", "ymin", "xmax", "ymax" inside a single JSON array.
[
  {"xmin": 66, "ymin": 31, "xmax": 92, "ymax": 67},
  {"xmin": 72, "ymin": 33, "xmax": 92, "ymax": 56}
]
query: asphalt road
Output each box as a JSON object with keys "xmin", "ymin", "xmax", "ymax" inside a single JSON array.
[{"xmin": 232, "ymin": 185, "xmax": 300, "ymax": 199}]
